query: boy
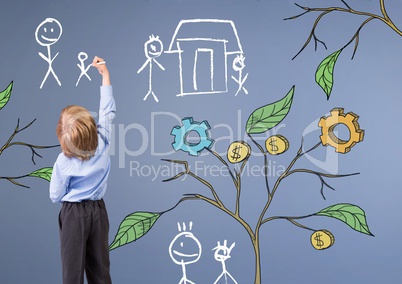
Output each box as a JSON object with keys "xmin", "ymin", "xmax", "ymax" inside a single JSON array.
[{"xmin": 49, "ymin": 56, "xmax": 115, "ymax": 284}]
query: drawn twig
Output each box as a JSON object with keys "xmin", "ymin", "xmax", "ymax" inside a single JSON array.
[
  {"xmin": 284, "ymin": 169, "xmax": 359, "ymax": 199},
  {"xmin": 205, "ymin": 148, "xmax": 249, "ymax": 216},
  {"xmin": 285, "ymin": 0, "xmax": 402, "ymax": 59},
  {"xmin": 254, "ymin": 139, "xmax": 315, "ymax": 236},
  {"xmin": 247, "ymin": 133, "xmax": 270, "ymax": 195},
  {"xmin": 162, "ymin": 159, "xmax": 225, "ymax": 208},
  {"xmin": 0, "ymin": 174, "xmax": 31, "ymax": 188},
  {"xmin": 261, "ymin": 215, "xmax": 316, "ymax": 231},
  {"xmin": 0, "ymin": 118, "xmax": 59, "ymax": 164},
  {"xmin": 162, "ymin": 159, "xmax": 255, "ymax": 237}
]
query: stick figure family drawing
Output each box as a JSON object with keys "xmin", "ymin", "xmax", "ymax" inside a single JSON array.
[
  {"xmin": 35, "ymin": 18, "xmax": 249, "ymax": 101},
  {"xmin": 169, "ymin": 222, "xmax": 238, "ymax": 284},
  {"xmin": 35, "ymin": 18, "xmax": 95, "ymax": 88}
]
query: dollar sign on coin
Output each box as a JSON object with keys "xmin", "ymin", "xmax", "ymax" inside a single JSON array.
[
  {"xmin": 314, "ymin": 233, "xmax": 324, "ymax": 248},
  {"xmin": 269, "ymin": 138, "xmax": 279, "ymax": 152},
  {"xmin": 310, "ymin": 229, "xmax": 335, "ymax": 250},
  {"xmin": 227, "ymin": 141, "xmax": 251, "ymax": 163},
  {"xmin": 231, "ymin": 146, "xmax": 242, "ymax": 161},
  {"xmin": 265, "ymin": 135, "xmax": 289, "ymax": 155}
]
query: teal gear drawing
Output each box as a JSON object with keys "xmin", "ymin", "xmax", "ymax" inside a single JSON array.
[{"xmin": 171, "ymin": 117, "xmax": 214, "ymax": 156}]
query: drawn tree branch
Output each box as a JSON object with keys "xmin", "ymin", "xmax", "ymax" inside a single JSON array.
[
  {"xmin": 285, "ymin": 0, "xmax": 402, "ymax": 99},
  {"xmin": 0, "ymin": 168, "xmax": 53, "ymax": 189},
  {"xmin": 0, "ymin": 81, "xmax": 57, "ymax": 188},
  {"xmin": 0, "ymin": 118, "xmax": 59, "ymax": 164}
]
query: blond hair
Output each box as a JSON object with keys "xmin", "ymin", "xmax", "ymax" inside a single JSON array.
[{"xmin": 56, "ymin": 105, "xmax": 98, "ymax": 160}]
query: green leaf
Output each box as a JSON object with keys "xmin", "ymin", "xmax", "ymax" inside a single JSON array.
[
  {"xmin": 109, "ymin": 211, "xmax": 161, "ymax": 251},
  {"xmin": 315, "ymin": 50, "xmax": 342, "ymax": 100},
  {"xmin": 0, "ymin": 81, "xmax": 13, "ymax": 110},
  {"xmin": 28, "ymin": 167, "xmax": 53, "ymax": 182},
  {"xmin": 315, "ymin": 203, "xmax": 374, "ymax": 236},
  {"xmin": 246, "ymin": 85, "xmax": 295, "ymax": 134}
]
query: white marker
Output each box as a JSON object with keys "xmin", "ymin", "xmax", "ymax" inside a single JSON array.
[{"xmin": 97, "ymin": 61, "xmax": 106, "ymax": 65}]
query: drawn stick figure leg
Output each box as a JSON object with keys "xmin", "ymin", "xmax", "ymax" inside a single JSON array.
[
  {"xmin": 181, "ymin": 278, "xmax": 195, "ymax": 284},
  {"xmin": 179, "ymin": 277, "xmax": 196, "ymax": 284},
  {"xmin": 143, "ymin": 90, "xmax": 159, "ymax": 102},
  {"xmin": 226, "ymin": 271, "xmax": 238, "ymax": 284},
  {"xmin": 213, "ymin": 271, "xmax": 225, "ymax": 284},
  {"xmin": 50, "ymin": 65, "xmax": 61, "ymax": 86},
  {"xmin": 40, "ymin": 68, "xmax": 51, "ymax": 89}
]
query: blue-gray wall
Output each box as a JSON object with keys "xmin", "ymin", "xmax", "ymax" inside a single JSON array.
[{"xmin": 0, "ymin": 0, "xmax": 401, "ymax": 283}]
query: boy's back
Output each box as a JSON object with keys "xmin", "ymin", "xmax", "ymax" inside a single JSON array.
[
  {"xmin": 50, "ymin": 84, "xmax": 115, "ymax": 203},
  {"xmin": 49, "ymin": 56, "xmax": 114, "ymax": 284}
]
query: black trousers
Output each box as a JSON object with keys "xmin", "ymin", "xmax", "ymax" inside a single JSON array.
[{"xmin": 59, "ymin": 199, "xmax": 112, "ymax": 284}]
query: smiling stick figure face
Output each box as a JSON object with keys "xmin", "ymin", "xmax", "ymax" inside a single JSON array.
[
  {"xmin": 169, "ymin": 231, "xmax": 202, "ymax": 265},
  {"xmin": 144, "ymin": 35, "xmax": 163, "ymax": 59},
  {"xmin": 35, "ymin": 18, "xmax": 63, "ymax": 47}
]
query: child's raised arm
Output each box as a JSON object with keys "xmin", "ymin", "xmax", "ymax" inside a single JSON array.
[
  {"xmin": 91, "ymin": 56, "xmax": 115, "ymax": 146},
  {"xmin": 92, "ymin": 56, "xmax": 111, "ymax": 86}
]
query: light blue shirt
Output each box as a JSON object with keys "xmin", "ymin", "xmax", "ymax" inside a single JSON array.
[{"xmin": 49, "ymin": 85, "xmax": 116, "ymax": 203}]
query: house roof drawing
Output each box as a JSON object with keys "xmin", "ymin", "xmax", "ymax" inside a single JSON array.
[{"xmin": 166, "ymin": 19, "xmax": 243, "ymax": 54}]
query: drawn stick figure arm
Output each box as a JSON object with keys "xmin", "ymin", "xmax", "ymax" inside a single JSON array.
[
  {"xmin": 241, "ymin": 73, "xmax": 249, "ymax": 85},
  {"xmin": 38, "ymin": 52, "xmax": 50, "ymax": 63},
  {"xmin": 51, "ymin": 52, "xmax": 60, "ymax": 62},
  {"xmin": 153, "ymin": 59, "xmax": 165, "ymax": 71},
  {"xmin": 84, "ymin": 72, "xmax": 91, "ymax": 81},
  {"xmin": 137, "ymin": 59, "xmax": 150, "ymax": 74},
  {"xmin": 231, "ymin": 75, "xmax": 240, "ymax": 84}
]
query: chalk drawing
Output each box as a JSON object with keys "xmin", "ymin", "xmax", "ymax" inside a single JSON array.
[
  {"xmin": 75, "ymin": 52, "xmax": 92, "ymax": 86},
  {"xmin": 166, "ymin": 19, "xmax": 246, "ymax": 97},
  {"xmin": 169, "ymin": 222, "xmax": 201, "ymax": 284},
  {"xmin": 137, "ymin": 35, "xmax": 165, "ymax": 102},
  {"xmin": 231, "ymin": 54, "xmax": 248, "ymax": 96},
  {"xmin": 35, "ymin": 18, "xmax": 62, "ymax": 89},
  {"xmin": 212, "ymin": 240, "xmax": 237, "ymax": 284}
]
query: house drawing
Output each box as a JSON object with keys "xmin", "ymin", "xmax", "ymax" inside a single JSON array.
[{"xmin": 166, "ymin": 19, "xmax": 245, "ymax": 97}]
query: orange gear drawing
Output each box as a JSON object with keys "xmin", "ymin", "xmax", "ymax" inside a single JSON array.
[{"xmin": 318, "ymin": 108, "xmax": 364, "ymax": 154}]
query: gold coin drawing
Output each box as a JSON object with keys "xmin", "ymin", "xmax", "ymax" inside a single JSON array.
[
  {"xmin": 310, "ymin": 229, "xmax": 335, "ymax": 250},
  {"xmin": 265, "ymin": 135, "xmax": 289, "ymax": 155},
  {"xmin": 227, "ymin": 141, "xmax": 251, "ymax": 163}
]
